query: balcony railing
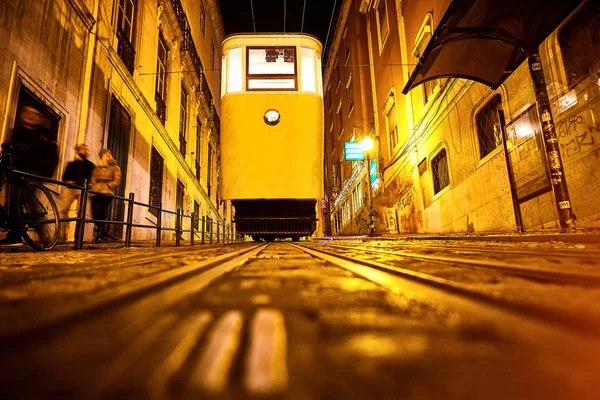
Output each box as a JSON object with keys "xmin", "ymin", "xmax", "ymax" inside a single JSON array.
[
  {"xmin": 155, "ymin": 92, "xmax": 166, "ymax": 124},
  {"xmin": 168, "ymin": 0, "xmax": 213, "ymax": 107},
  {"xmin": 116, "ymin": 28, "xmax": 135, "ymax": 74}
]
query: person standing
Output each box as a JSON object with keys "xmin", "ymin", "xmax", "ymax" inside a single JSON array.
[
  {"xmin": 0, "ymin": 104, "xmax": 59, "ymax": 246},
  {"xmin": 57, "ymin": 144, "xmax": 95, "ymax": 241},
  {"xmin": 89, "ymin": 149, "xmax": 121, "ymax": 243}
]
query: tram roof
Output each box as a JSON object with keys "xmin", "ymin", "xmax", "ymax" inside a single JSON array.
[{"xmin": 222, "ymin": 33, "xmax": 322, "ymax": 53}]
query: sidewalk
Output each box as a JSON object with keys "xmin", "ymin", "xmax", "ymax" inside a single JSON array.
[{"xmin": 317, "ymin": 229, "xmax": 600, "ymax": 245}]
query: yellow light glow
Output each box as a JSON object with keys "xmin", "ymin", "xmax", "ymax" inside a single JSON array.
[
  {"xmin": 515, "ymin": 122, "xmax": 534, "ymax": 139},
  {"xmin": 361, "ymin": 136, "xmax": 374, "ymax": 151},
  {"xmin": 264, "ymin": 109, "xmax": 280, "ymax": 125}
]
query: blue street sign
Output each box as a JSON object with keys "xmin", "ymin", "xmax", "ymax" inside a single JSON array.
[
  {"xmin": 370, "ymin": 160, "xmax": 377, "ymax": 184},
  {"xmin": 344, "ymin": 142, "xmax": 365, "ymax": 161}
]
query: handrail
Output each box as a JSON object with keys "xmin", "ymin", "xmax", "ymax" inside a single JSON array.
[{"xmin": 6, "ymin": 169, "xmax": 241, "ymax": 249}]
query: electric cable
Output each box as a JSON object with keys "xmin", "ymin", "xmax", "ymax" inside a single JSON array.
[
  {"xmin": 323, "ymin": 0, "xmax": 338, "ymax": 61},
  {"xmin": 284, "ymin": 0, "xmax": 287, "ymax": 32},
  {"xmin": 301, "ymin": 0, "xmax": 307, "ymax": 32},
  {"xmin": 250, "ymin": 0, "xmax": 257, "ymax": 32}
]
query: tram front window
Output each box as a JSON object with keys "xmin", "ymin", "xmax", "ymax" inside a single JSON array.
[{"xmin": 247, "ymin": 47, "xmax": 297, "ymax": 90}]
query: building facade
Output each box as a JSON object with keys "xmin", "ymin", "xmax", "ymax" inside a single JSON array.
[
  {"xmin": 0, "ymin": 0, "xmax": 227, "ymax": 241},
  {"xmin": 325, "ymin": 0, "xmax": 600, "ymax": 235}
]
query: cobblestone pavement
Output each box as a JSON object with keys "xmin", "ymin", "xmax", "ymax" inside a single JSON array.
[{"xmin": 0, "ymin": 240, "xmax": 599, "ymax": 399}]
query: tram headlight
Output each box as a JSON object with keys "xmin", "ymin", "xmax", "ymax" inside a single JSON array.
[{"xmin": 264, "ymin": 109, "xmax": 280, "ymax": 126}]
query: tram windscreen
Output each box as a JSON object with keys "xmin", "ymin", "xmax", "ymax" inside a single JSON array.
[{"xmin": 247, "ymin": 47, "xmax": 297, "ymax": 90}]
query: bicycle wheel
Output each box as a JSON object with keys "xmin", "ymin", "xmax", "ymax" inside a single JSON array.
[{"xmin": 15, "ymin": 181, "xmax": 60, "ymax": 251}]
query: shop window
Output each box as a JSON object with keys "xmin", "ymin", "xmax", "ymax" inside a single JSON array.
[
  {"xmin": 558, "ymin": 0, "xmax": 600, "ymax": 89},
  {"xmin": 432, "ymin": 148, "xmax": 450, "ymax": 194},
  {"xmin": 476, "ymin": 94, "xmax": 502, "ymax": 159}
]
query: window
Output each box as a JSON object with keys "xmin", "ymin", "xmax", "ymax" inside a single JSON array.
[
  {"xmin": 558, "ymin": 0, "xmax": 600, "ymax": 89},
  {"xmin": 179, "ymin": 87, "xmax": 188, "ymax": 156},
  {"xmin": 195, "ymin": 119, "xmax": 202, "ymax": 180},
  {"xmin": 336, "ymin": 101, "xmax": 343, "ymax": 136},
  {"xmin": 301, "ymin": 47, "xmax": 317, "ymax": 93},
  {"xmin": 176, "ymin": 179, "xmax": 185, "ymax": 212},
  {"xmin": 210, "ymin": 40, "xmax": 215, "ymax": 68},
  {"xmin": 246, "ymin": 47, "xmax": 297, "ymax": 90},
  {"xmin": 423, "ymin": 79, "xmax": 438, "ymax": 104},
  {"xmin": 149, "ymin": 147, "xmax": 164, "ymax": 217},
  {"xmin": 116, "ymin": 0, "xmax": 136, "ymax": 73},
  {"xmin": 194, "ymin": 200, "xmax": 200, "ymax": 229},
  {"xmin": 346, "ymin": 74, "xmax": 354, "ymax": 115},
  {"xmin": 476, "ymin": 94, "xmax": 503, "ymax": 159},
  {"xmin": 224, "ymin": 47, "xmax": 242, "ymax": 94},
  {"xmin": 155, "ymin": 34, "xmax": 168, "ymax": 123},
  {"xmin": 376, "ymin": 0, "xmax": 390, "ymax": 50},
  {"xmin": 207, "ymin": 143, "xmax": 212, "ymax": 198},
  {"xmin": 386, "ymin": 103, "xmax": 399, "ymax": 151},
  {"xmin": 200, "ymin": 0, "xmax": 205, "ymax": 36},
  {"xmin": 432, "ymin": 148, "xmax": 450, "ymax": 194}
]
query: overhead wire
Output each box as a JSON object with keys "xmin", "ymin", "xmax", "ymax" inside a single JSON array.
[
  {"xmin": 284, "ymin": 0, "xmax": 287, "ymax": 32},
  {"xmin": 250, "ymin": 0, "xmax": 257, "ymax": 32},
  {"xmin": 322, "ymin": 0, "xmax": 338, "ymax": 61},
  {"xmin": 301, "ymin": 0, "xmax": 307, "ymax": 32}
]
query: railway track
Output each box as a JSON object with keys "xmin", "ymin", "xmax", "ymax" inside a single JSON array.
[
  {"xmin": 1, "ymin": 242, "xmax": 599, "ymax": 399},
  {"xmin": 314, "ymin": 242, "xmax": 600, "ymax": 286},
  {"xmin": 298, "ymin": 242, "xmax": 600, "ymax": 336}
]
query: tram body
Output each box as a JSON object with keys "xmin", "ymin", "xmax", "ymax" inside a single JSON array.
[{"xmin": 220, "ymin": 33, "xmax": 324, "ymax": 241}]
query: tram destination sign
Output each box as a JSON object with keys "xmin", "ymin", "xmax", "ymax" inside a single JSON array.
[{"xmin": 344, "ymin": 142, "xmax": 365, "ymax": 161}]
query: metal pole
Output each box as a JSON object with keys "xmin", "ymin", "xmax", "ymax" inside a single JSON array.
[
  {"xmin": 125, "ymin": 192, "xmax": 134, "ymax": 247},
  {"xmin": 156, "ymin": 210, "xmax": 162, "ymax": 247},
  {"xmin": 366, "ymin": 154, "xmax": 375, "ymax": 236},
  {"xmin": 74, "ymin": 179, "xmax": 89, "ymax": 250},
  {"xmin": 209, "ymin": 219, "xmax": 213, "ymax": 244},
  {"xmin": 498, "ymin": 110, "xmax": 523, "ymax": 232},
  {"xmin": 190, "ymin": 212, "xmax": 195, "ymax": 246},
  {"xmin": 201, "ymin": 216, "xmax": 205, "ymax": 244},
  {"xmin": 216, "ymin": 222, "xmax": 220, "ymax": 244},
  {"xmin": 528, "ymin": 53, "xmax": 575, "ymax": 232},
  {"xmin": 176, "ymin": 209, "xmax": 181, "ymax": 247}
]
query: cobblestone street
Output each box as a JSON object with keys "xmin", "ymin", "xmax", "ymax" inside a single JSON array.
[{"xmin": 1, "ymin": 237, "xmax": 599, "ymax": 399}]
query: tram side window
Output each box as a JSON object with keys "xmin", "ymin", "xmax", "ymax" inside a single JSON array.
[
  {"xmin": 247, "ymin": 47, "xmax": 297, "ymax": 90},
  {"xmin": 301, "ymin": 47, "xmax": 317, "ymax": 93},
  {"xmin": 226, "ymin": 47, "xmax": 242, "ymax": 94}
]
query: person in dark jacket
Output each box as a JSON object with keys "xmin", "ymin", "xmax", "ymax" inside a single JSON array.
[
  {"xmin": 57, "ymin": 144, "xmax": 95, "ymax": 241},
  {"xmin": 89, "ymin": 149, "xmax": 121, "ymax": 243},
  {"xmin": 9, "ymin": 105, "xmax": 59, "ymax": 178},
  {"xmin": 0, "ymin": 105, "xmax": 59, "ymax": 246}
]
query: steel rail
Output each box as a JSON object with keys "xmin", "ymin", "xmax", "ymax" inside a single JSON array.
[
  {"xmin": 294, "ymin": 243, "xmax": 600, "ymax": 338},
  {"xmin": 350, "ymin": 241, "xmax": 600, "ymax": 260},
  {"xmin": 0, "ymin": 243, "xmax": 254, "ymax": 288},
  {"xmin": 318, "ymin": 243, "xmax": 600, "ymax": 287},
  {"xmin": 0, "ymin": 244, "xmax": 267, "ymax": 339}
]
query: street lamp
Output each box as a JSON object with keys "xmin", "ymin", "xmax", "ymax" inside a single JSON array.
[{"xmin": 361, "ymin": 136, "xmax": 375, "ymax": 236}]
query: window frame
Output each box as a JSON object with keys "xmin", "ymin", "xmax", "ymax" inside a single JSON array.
[
  {"xmin": 179, "ymin": 86, "xmax": 188, "ymax": 156},
  {"xmin": 156, "ymin": 33, "xmax": 168, "ymax": 101},
  {"xmin": 245, "ymin": 46, "xmax": 298, "ymax": 91},
  {"xmin": 475, "ymin": 94, "xmax": 503, "ymax": 161},
  {"xmin": 431, "ymin": 147, "xmax": 451, "ymax": 196},
  {"xmin": 375, "ymin": 0, "xmax": 390, "ymax": 53}
]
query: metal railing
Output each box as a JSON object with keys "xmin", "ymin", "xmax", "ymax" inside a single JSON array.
[{"xmin": 9, "ymin": 170, "xmax": 241, "ymax": 250}]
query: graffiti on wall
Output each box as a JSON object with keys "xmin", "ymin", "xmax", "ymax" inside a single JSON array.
[
  {"xmin": 557, "ymin": 110, "xmax": 600, "ymax": 159},
  {"xmin": 391, "ymin": 177, "xmax": 423, "ymax": 233}
]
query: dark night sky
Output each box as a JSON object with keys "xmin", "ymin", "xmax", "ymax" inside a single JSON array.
[{"xmin": 218, "ymin": 0, "xmax": 342, "ymax": 51}]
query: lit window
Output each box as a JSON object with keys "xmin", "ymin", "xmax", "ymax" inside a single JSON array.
[
  {"xmin": 301, "ymin": 47, "xmax": 317, "ymax": 93},
  {"xmin": 225, "ymin": 47, "xmax": 242, "ymax": 94},
  {"xmin": 247, "ymin": 47, "xmax": 297, "ymax": 90}
]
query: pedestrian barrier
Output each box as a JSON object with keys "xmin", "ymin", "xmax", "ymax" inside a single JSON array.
[{"xmin": 9, "ymin": 172, "xmax": 241, "ymax": 250}]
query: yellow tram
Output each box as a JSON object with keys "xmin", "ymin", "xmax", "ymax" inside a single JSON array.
[{"xmin": 220, "ymin": 33, "xmax": 324, "ymax": 241}]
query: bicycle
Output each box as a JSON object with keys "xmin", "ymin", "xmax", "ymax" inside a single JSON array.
[{"xmin": 0, "ymin": 143, "xmax": 60, "ymax": 251}]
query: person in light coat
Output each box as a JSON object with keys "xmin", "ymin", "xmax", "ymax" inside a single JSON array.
[{"xmin": 89, "ymin": 149, "xmax": 121, "ymax": 243}]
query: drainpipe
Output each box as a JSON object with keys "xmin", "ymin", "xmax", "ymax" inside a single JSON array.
[
  {"xmin": 528, "ymin": 53, "xmax": 576, "ymax": 233},
  {"xmin": 77, "ymin": 0, "xmax": 100, "ymax": 144}
]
